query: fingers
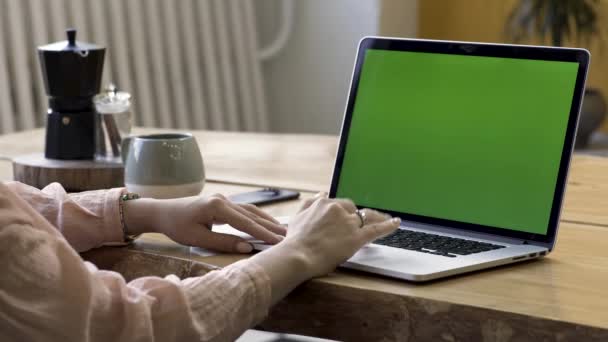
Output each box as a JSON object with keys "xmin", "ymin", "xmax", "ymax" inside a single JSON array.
[
  {"xmin": 359, "ymin": 217, "xmax": 401, "ymax": 242},
  {"xmin": 332, "ymin": 198, "xmax": 357, "ymax": 213},
  {"xmin": 233, "ymin": 203, "xmax": 287, "ymax": 236},
  {"xmin": 191, "ymin": 230, "xmax": 254, "ymax": 254},
  {"xmin": 213, "ymin": 201, "xmax": 283, "ymax": 244},
  {"xmin": 298, "ymin": 192, "xmax": 327, "ymax": 212},
  {"xmin": 298, "ymin": 198, "xmax": 316, "ymax": 212},
  {"xmin": 353, "ymin": 208, "xmax": 391, "ymax": 226},
  {"xmin": 240, "ymin": 203, "xmax": 280, "ymax": 224},
  {"xmin": 209, "ymin": 193, "xmax": 227, "ymax": 200},
  {"xmin": 317, "ymin": 197, "xmax": 356, "ymax": 213}
]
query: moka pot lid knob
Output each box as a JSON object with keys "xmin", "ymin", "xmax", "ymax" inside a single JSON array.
[{"xmin": 38, "ymin": 28, "xmax": 104, "ymax": 52}]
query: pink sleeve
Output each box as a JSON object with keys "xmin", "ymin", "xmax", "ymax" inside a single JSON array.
[
  {"xmin": 0, "ymin": 182, "xmax": 272, "ymax": 341},
  {"xmin": 5, "ymin": 181, "xmax": 125, "ymax": 252}
]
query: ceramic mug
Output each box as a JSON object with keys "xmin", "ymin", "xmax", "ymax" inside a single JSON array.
[{"xmin": 121, "ymin": 133, "xmax": 205, "ymax": 199}]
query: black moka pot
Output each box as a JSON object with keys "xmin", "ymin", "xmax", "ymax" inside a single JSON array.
[{"xmin": 38, "ymin": 28, "xmax": 105, "ymax": 160}]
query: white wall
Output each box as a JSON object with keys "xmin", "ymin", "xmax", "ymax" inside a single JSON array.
[
  {"xmin": 257, "ymin": 0, "xmax": 418, "ymax": 134},
  {"xmin": 256, "ymin": 1, "xmax": 376, "ymax": 134}
]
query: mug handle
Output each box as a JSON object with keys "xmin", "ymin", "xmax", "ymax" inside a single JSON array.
[{"xmin": 121, "ymin": 136, "xmax": 133, "ymax": 164}]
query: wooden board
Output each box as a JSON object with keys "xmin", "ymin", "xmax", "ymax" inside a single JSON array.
[{"xmin": 12, "ymin": 153, "xmax": 124, "ymax": 192}]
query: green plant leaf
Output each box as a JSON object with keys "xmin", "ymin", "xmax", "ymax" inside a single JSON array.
[{"xmin": 506, "ymin": 0, "xmax": 600, "ymax": 47}]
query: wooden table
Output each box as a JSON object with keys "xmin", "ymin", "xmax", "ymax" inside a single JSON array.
[{"xmin": 2, "ymin": 129, "xmax": 608, "ymax": 341}]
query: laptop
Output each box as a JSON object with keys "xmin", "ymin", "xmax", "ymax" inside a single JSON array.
[{"xmin": 218, "ymin": 37, "xmax": 590, "ymax": 282}]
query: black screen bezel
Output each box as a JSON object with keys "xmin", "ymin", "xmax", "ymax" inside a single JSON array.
[{"xmin": 329, "ymin": 37, "xmax": 590, "ymax": 244}]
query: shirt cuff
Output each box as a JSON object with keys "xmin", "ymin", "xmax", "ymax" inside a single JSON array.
[{"xmin": 101, "ymin": 188, "xmax": 128, "ymax": 245}]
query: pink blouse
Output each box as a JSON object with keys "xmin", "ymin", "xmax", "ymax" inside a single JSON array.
[{"xmin": 0, "ymin": 181, "xmax": 271, "ymax": 341}]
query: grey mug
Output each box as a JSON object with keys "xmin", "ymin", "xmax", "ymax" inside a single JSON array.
[{"xmin": 121, "ymin": 133, "xmax": 205, "ymax": 198}]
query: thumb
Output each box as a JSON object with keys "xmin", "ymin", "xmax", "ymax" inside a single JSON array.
[{"xmin": 191, "ymin": 230, "xmax": 254, "ymax": 254}]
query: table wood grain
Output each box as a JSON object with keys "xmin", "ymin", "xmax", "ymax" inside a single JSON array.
[{"xmin": 562, "ymin": 155, "xmax": 608, "ymax": 227}]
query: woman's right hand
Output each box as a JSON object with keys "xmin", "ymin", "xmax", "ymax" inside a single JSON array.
[
  {"xmin": 281, "ymin": 196, "xmax": 401, "ymax": 278},
  {"xmin": 249, "ymin": 195, "xmax": 400, "ymax": 304}
]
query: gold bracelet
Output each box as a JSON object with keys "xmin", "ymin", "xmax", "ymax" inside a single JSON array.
[{"xmin": 119, "ymin": 192, "xmax": 141, "ymax": 243}]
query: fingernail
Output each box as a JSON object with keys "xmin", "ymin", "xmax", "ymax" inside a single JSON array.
[
  {"xmin": 275, "ymin": 235, "xmax": 285, "ymax": 243},
  {"xmin": 392, "ymin": 218, "xmax": 401, "ymax": 224},
  {"xmin": 236, "ymin": 242, "xmax": 253, "ymax": 253}
]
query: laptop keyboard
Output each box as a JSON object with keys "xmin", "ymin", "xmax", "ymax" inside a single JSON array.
[{"xmin": 373, "ymin": 229, "xmax": 506, "ymax": 258}]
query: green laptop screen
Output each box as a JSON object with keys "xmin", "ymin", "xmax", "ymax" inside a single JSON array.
[{"xmin": 336, "ymin": 49, "xmax": 579, "ymax": 235}]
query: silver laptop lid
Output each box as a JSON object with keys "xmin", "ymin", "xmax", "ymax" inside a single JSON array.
[{"xmin": 329, "ymin": 37, "xmax": 590, "ymax": 248}]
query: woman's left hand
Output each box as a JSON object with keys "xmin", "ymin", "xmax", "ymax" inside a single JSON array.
[{"xmin": 123, "ymin": 194, "xmax": 286, "ymax": 253}]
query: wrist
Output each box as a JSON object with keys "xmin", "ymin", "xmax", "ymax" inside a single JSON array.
[
  {"xmin": 122, "ymin": 197, "xmax": 163, "ymax": 235},
  {"xmin": 249, "ymin": 240, "xmax": 319, "ymax": 304},
  {"xmin": 261, "ymin": 240, "xmax": 320, "ymax": 280}
]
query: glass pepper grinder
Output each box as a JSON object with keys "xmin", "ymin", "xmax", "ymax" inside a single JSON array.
[{"xmin": 93, "ymin": 84, "xmax": 132, "ymax": 162}]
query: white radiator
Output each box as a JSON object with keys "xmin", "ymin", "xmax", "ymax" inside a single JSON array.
[{"xmin": 0, "ymin": 0, "xmax": 293, "ymax": 133}]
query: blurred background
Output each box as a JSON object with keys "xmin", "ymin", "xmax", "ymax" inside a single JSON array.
[{"xmin": 0, "ymin": 0, "xmax": 606, "ymax": 145}]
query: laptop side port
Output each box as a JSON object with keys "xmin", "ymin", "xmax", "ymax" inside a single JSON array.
[
  {"xmin": 529, "ymin": 253, "xmax": 537, "ymax": 257},
  {"xmin": 512, "ymin": 255, "xmax": 526, "ymax": 260},
  {"xmin": 539, "ymin": 251, "xmax": 547, "ymax": 256}
]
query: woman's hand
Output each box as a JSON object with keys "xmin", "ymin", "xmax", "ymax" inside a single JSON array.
[
  {"xmin": 284, "ymin": 196, "xmax": 401, "ymax": 277},
  {"xmin": 123, "ymin": 194, "xmax": 286, "ymax": 253},
  {"xmin": 249, "ymin": 195, "xmax": 401, "ymax": 304}
]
